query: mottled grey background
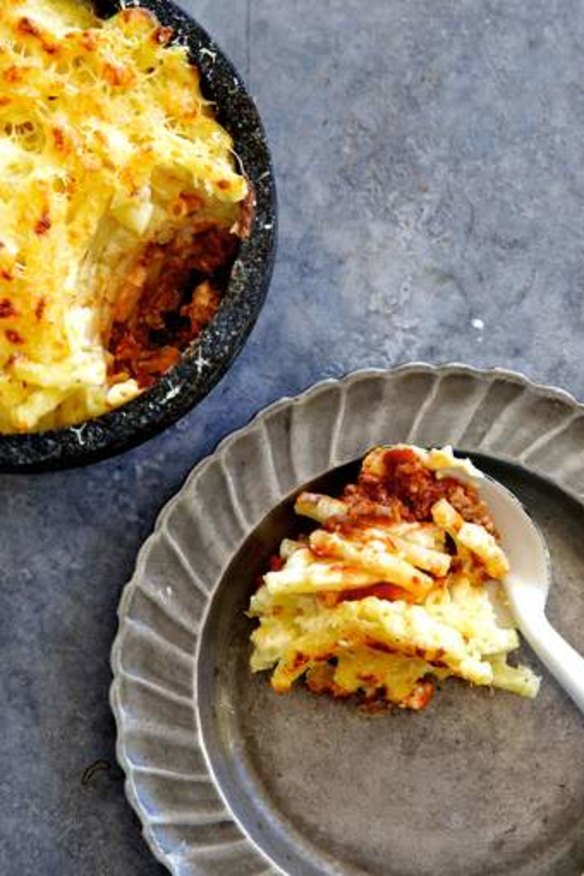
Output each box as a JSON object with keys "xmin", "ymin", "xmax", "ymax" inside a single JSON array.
[{"xmin": 3, "ymin": 0, "xmax": 584, "ymax": 873}]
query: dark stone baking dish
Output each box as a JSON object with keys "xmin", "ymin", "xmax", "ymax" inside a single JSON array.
[{"xmin": 0, "ymin": 0, "xmax": 276, "ymax": 472}]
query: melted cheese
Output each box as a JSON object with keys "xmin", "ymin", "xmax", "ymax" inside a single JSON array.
[{"xmin": 0, "ymin": 1, "xmax": 247, "ymax": 431}]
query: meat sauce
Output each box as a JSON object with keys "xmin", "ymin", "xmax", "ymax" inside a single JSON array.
[
  {"xmin": 107, "ymin": 224, "xmax": 238, "ymax": 388},
  {"xmin": 341, "ymin": 447, "xmax": 495, "ymax": 533},
  {"xmin": 320, "ymin": 447, "xmax": 495, "ymax": 605},
  {"xmin": 107, "ymin": 186, "xmax": 254, "ymax": 389}
]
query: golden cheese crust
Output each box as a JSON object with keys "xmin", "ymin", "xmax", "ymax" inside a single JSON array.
[{"xmin": 0, "ymin": 0, "xmax": 249, "ymax": 431}]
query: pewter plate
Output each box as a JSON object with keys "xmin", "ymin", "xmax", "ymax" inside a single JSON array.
[{"xmin": 110, "ymin": 364, "xmax": 584, "ymax": 875}]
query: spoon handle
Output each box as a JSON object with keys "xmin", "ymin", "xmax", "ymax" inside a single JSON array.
[{"xmin": 519, "ymin": 612, "xmax": 584, "ymax": 713}]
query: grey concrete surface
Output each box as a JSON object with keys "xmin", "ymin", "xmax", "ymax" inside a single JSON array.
[{"xmin": 3, "ymin": 0, "xmax": 584, "ymax": 873}]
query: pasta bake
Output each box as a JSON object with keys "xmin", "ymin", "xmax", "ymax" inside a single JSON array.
[
  {"xmin": 0, "ymin": 0, "xmax": 250, "ymax": 432},
  {"xmin": 249, "ymin": 445, "xmax": 540, "ymax": 711}
]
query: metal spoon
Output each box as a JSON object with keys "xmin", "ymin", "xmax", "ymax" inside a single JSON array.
[{"xmin": 475, "ymin": 474, "xmax": 584, "ymax": 713}]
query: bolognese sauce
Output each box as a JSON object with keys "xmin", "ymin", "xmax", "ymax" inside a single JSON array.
[
  {"xmin": 107, "ymin": 222, "xmax": 242, "ymax": 387},
  {"xmin": 338, "ymin": 446, "xmax": 496, "ymax": 533}
]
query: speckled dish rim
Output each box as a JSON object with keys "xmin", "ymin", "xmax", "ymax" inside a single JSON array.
[
  {"xmin": 0, "ymin": 0, "xmax": 276, "ymax": 473},
  {"xmin": 110, "ymin": 362, "xmax": 584, "ymax": 876}
]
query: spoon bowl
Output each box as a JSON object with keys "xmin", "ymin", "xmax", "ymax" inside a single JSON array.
[
  {"xmin": 470, "ymin": 470, "xmax": 584, "ymax": 714},
  {"xmin": 478, "ymin": 475, "xmax": 551, "ymax": 615}
]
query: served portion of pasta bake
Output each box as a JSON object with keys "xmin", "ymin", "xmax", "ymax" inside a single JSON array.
[
  {"xmin": 0, "ymin": 0, "xmax": 250, "ymax": 432},
  {"xmin": 249, "ymin": 445, "xmax": 540, "ymax": 711}
]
